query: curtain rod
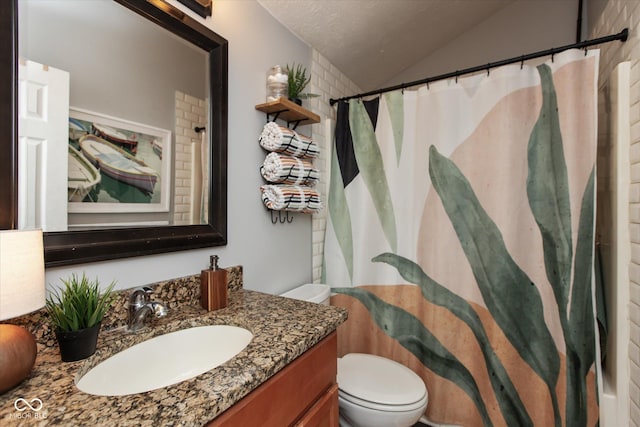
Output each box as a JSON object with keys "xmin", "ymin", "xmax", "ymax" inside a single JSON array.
[{"xmin": 329, "ymin": 28, "xmax": 628, "ymax": 106}]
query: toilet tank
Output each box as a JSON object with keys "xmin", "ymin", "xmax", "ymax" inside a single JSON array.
[{"xmin": 280, "ymin": 284, "xmax": 330, "ymax": 305}]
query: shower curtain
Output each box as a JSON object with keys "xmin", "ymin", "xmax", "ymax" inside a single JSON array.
[{"xmin": 323, "ymin": 49, "xmax": 600, "ymax": 426}]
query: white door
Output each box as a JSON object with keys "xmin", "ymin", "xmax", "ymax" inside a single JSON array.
[{"xmin": 18, "ymin": 59, "xmax": 70, "ymax": 231}]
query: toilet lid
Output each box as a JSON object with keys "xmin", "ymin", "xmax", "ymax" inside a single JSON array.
[{"xmin": 337, "ymin": 353, "xmax": 426, "ymax": 406}]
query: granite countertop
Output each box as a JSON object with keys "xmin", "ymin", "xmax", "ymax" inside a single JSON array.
[{"xmin": 0, "ymin": 289, "xmax": 347, "ymax": 426}]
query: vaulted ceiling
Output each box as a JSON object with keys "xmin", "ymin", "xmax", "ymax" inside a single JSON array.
[{"xmin": 257, "ymin": 0, "xmax": 516, "ymax": 91}]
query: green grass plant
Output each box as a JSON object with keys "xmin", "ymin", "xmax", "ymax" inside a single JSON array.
[
  {"xmin": 285, "ymin": 63, "xmax": 319, "ymax": 100},
  {"xmin": 46, "ymin": 273, "xmax": 116, "ymax": 332}
]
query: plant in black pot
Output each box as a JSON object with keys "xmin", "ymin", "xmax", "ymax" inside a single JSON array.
[
  {"xmin": 46, "ymin": 273, "xmax": 116, "ymax": 362},
  {"xmin": 285, "ymin": 63, "xmax": 319, "ymax": 105}
]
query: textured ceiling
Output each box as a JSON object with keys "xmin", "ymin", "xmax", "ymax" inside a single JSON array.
[{"xmin": 257, "ymin": 0, "xmax": 514, "ymax": 91}]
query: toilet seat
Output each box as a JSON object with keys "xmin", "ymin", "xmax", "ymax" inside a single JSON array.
[
  {"xmin": 337, "ymin": 353, "xmax": 427, "ymax": 411},
  {"xmin": 339, "ymin": 389, "xmax": 428, "ymax": 412}
]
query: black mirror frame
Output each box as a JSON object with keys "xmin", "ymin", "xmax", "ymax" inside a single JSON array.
[
  {"xmin": 0, "ymin": 0, "xmax": 228, "ymax": 267},
  {"xmin": 176, "ymin": 0, "xmax": 212, "ymax": 18}
]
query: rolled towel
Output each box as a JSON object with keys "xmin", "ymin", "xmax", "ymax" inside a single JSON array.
[
  {"xmin": 261, "ymin": 152, "xmax": 319, "ymax": 186},
  {"xmin": 259, "ymin": 122, "xmax": 319, "ymax": 159},
  {"xmin": 260, "ymin": 184, "xmax": 322, "ymax": 213}
]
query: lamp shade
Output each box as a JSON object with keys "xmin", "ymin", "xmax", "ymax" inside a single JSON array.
[{"xmin": 0, "ymin": 229, "xmax": 45, "ymax": 320}]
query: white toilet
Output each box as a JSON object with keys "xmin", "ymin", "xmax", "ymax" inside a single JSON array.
[
  {"xmin": 280, "ymin": 284, "xmax": 428, "ymax": 427},
  {"xmin": 281, "ymin": 283, "xmax": 331, "ymax": 305}
]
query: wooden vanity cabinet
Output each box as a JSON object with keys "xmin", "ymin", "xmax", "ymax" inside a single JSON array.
[{"xmin": 207, "ymin": 331, "xmax": 338, "ymax": 427}]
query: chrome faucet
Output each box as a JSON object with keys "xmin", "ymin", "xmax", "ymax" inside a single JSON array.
[{"xmin": 127, "ymin": 286, "xmax": 168, "ymax": 332}]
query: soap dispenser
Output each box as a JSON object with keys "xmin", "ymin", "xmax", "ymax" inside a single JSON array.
[{"xmin": 200, "ymin": 255, "xmax": 228, "ymax": 311}]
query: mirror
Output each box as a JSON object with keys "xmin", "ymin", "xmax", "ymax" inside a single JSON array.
[{"xmin": 0, "ymin": 0, "xmax": 228, "ymax": 266}]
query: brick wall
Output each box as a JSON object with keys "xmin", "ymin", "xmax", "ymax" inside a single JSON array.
[
  {"xmin": 307, "ymin": 50, "xmax": 361, "ymax": 283},
  {"xmin": 174, "ymin": 91, "xmax": 208, "ymax": 225},
  {"xmin": 631, "ymin": 60, "xmax": 640, "ymax": 426},
  {"xmin": 629, "ymin": 57, "xmax": 640, "ymax": 426},
  {"xmin": 589, "ymin": 2, "xmax": 640, "ymax": 425}
]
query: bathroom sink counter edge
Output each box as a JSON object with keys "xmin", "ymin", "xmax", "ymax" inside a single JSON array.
[{"xmin": 0, "ymin": 289, "xmax": 347, "ymax": 426}]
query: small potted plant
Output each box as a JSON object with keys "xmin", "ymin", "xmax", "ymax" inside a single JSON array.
[
  {"xmin": 46, "ymin": 273, "xmax": 116, "ymax": 362},
  {"xmin": 285, "ymin": 63, "xmax": 319, "ymax": 105}
]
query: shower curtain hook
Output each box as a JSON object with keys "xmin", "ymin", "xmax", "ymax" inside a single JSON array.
[
  {"xmin": 584, "ymin": 47, "xmax": 588, "ymax": 56},
  {"xmin": 520, "ymin": 55, "xmax": 525, "ymax": 70},
  {"xmin": 455, "ymin": 73, "xmax": 459, "ymax": 84},
  {"xmin": 486, "ymin": 64, "xmax": 491, "ymax": 76}
]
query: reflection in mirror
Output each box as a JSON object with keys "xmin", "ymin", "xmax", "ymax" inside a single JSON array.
[
  {"xmin": 1, "ymin": 0, "xmax": 228, "ymax": 266},
  {"xmin": 19, "ymin": 0, "xmax": 209, "ymax": 231}
]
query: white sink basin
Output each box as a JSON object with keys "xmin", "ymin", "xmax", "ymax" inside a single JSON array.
[{"xmin": 76, "ymin": 325, "xmax": 253, "ymax": 396}]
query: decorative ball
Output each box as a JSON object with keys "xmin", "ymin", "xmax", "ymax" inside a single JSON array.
[{"xmin": 0, "ymin": 324, "xmax": 37, "ymax": 393}]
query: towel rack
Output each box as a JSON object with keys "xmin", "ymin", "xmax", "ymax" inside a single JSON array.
[
  {"xmin": 256, "ymin": 97, "xmax": 321, "ymax": 224},
  {"xmin": 255, "ymin": 97, "xmax": 320, "ymax": 130},
  {"xmin": 271, "ymin": 210, "xmax": 294, "ymax": 224}
]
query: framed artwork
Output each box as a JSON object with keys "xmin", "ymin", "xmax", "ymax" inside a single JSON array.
[{"xmin": 67, "ymin": 107, "xmax": 172, "ymax": 214}]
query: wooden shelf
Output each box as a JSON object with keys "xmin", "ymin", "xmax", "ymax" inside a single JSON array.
[{"xmin": 255, "ymin": 97, "xmax": 320, "ymax": 128}]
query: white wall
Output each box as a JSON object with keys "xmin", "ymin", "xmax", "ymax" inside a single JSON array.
[
  {"xmin": 385, "ymin": 0, "xmax": 576, "ymax": 88},
  {"xmin": 45, "ymin": 0, "xmax": 314, "ymax": 296}
]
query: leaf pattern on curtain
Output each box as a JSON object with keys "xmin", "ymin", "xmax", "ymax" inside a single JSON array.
[
  {"xmin": 334, "ymin": 286, "xmax": 493, "ymax": 427},
  {"xmin": 349, "ymin": 99, "xmax": 398, "ymax": 253},
  {"xmin": 428, "ymin": 144, "xmax": 561, "ymax": 425},
  {"xmin": 527, "ymin": 64, "xmax": 573, "ymax": 334},
  {"xmin": 565, "ymin": 168, "xmax": 596, "ymax": 426},
  {"xmin": 327, "ymin": 51, "xmax": 598, "ymax": 426},
  {"xmin": 526, "ymin": 64, "xmax": 596, "ymax": 426},
  {"xmin": 371, "ymin": 253, "xmax": 533, "ymax": 426},
  {"xmin": 383, "ymin": 91, "xmax": 404, "ymax": 165},
  {"xmin": 327, "ymin": 146, "xmax": 354, "ymax": 281}
]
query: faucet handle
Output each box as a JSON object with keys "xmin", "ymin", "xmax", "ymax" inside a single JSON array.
[
  {"xmin": 128, "ymin": 286, "xmax": 153, "ymax": 307},
  {"xmin": 150, "ymin": 301, "xmax": 168, "ymax": 318}
]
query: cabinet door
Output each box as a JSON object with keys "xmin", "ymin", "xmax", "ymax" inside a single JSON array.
[
  {"xmin": 208, "ymin": 332, "xmax": 337, "ymax": 427},
  {"xmin": 295, "ymin": 384, "xmax": 339, "ymax": 427}
]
